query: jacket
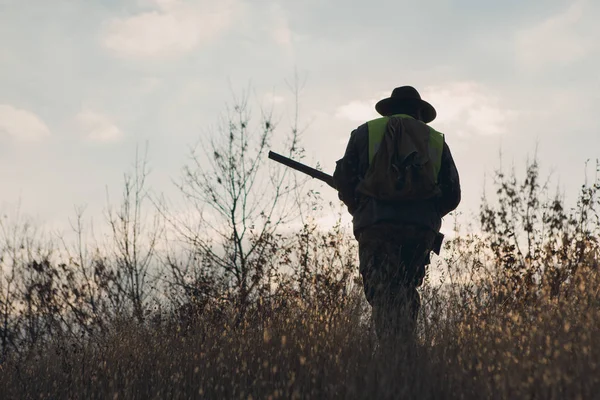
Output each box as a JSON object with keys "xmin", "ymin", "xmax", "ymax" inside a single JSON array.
[{"xmin": 333, "ymin": 117, "xmax": 461, "ymax": 236}]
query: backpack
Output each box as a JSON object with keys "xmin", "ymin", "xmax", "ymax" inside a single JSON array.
[{"xmin": 356, "ymin": 115, "xmax": 443, "ymax": 201}]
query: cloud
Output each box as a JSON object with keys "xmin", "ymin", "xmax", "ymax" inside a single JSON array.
[
  {"xmin": 102, "ymin": 0, "xmax": 238, "ymax": 59},
  {"xmin": 263, "ymin": 92, "xmax": 285, "ymax": 105},
  {"xmin": 138, "ymin": 77, "xmax": 161, "ymax": 94},
  {"xmin": 516, "ymin": 1, "xmax": 596, "ymax": 69},
  {"xmin": 268, "ymin": 3, "xmax": 292, "ymax": 48},
  {"xmin": 0, "ymin": 104, "xmax": 51, "ymax": 142},
  {"xmin": 422, "ymin": 82, "xmax": 518, "ymax": 137},
  {"xmin": 75, "ymin": 110, "xmax": 122, "ymax": 143},
  {"xmin": 335, "ymin": 97, "xmax": 382, "ymax": 122},
  {"xmin": 335, "ymin": 83, "xmax": 517, "ymax": 137}
]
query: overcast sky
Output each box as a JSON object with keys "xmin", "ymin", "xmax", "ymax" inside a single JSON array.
[{"xmin": 1, "ymin": 0, "xmax": 599, "ymax": 234}]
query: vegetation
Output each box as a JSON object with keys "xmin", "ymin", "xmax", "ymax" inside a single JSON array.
[{"xmin": 1, "ymin": 94, "xmax": 599, "ymax": 399}]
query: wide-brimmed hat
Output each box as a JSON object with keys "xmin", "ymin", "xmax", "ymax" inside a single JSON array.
[{"xmin": 375, "ymin": 86, "xmax": 436, "ymax": 123}]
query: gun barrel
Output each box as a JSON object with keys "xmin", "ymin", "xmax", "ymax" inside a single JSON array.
[{"xmin": 268, "ymin": 151, "xmax": 336, "ymax": 189}]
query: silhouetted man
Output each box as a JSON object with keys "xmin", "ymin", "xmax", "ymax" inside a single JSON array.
[{"xmin": 333, "ymin": 86, "xmax": 461, "ymax": 343}]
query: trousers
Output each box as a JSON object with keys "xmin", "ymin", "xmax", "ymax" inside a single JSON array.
[{"xmin": 357, "ymin": 223, "xmax": 435, "ymax": 342}]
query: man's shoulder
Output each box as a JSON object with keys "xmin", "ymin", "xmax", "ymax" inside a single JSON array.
[
  {"xmin": 356, "ymin": 116, "xmax": 393, "ymax": 133},
  {"xmin": 351, "ymin": 122, "xmax": 369, "ymax": 140},
  {"xmin": 428, "ymin": 124, "xmax": 445, "ymax": 136},
  {"xmin": 355, "ymin": 115, "xmax": 445, "ymax": 137}
]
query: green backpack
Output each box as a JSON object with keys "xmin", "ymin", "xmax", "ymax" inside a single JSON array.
[{"xmin": 356, "ymin": 114, "xmax": 444, "ymax": 201}]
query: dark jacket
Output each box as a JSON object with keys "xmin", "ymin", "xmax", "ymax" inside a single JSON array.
[{"xmin": 333, "ymin": 119, "xmax": 461, "ymax": 236}]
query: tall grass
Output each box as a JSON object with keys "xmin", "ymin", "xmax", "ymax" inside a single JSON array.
[{"xmin": 2, "ymin": 272, "xmax": 598, "ymax": 399}]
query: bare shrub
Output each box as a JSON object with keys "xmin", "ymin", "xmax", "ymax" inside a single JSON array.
[{"xmin": 162, "ymin": 87, "xmax": 310, "ymax": 319}]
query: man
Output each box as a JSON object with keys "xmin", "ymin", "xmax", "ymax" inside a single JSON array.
[{"xmin": 333, "ymin": 86, "xmax": 461, "ymax": 343}]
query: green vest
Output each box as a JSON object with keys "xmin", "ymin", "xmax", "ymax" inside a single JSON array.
[{"xmin": 366, "ymin": 114, "xmax": 444, "ymax": 183}]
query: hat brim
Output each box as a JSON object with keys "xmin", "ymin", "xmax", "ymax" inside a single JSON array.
[{"xmin": 375, "ymin": 97, "xmax": 437, "ymax": 123}]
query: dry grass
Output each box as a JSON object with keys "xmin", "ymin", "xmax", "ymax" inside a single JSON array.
[{"xmin": 2, "ymin": 269, "xmax": 599, "ymax": 400}]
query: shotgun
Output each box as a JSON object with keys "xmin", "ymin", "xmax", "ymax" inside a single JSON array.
[
  {"xmin": 267, "ymin": 150, "xmax": 444, "ymax": 255},
  {"xmin": 268, "ymin": 151, "xmax": 336, "ymax": 189}
]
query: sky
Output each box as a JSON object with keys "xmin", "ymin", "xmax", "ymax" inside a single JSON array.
[{"xmin": 1, "ymin": 0, "xmax": 599, "ymax": 235}]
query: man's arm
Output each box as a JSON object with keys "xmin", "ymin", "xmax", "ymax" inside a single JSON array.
[
  {"xmin": 333, "ymin": 130, "xmax": 361, "ymax": 214},
  {"xmin": 436, "ymin": 142, "xmax": 461, "ymax": 217}
]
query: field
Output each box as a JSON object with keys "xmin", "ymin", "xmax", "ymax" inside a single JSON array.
[
  {"xmin": 1, "ymin": 268, "xmax": 599, "ymax": 399},
  {"xmin": 1, "ymin": 107, "xmax": 599, "ymax": 399}
]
